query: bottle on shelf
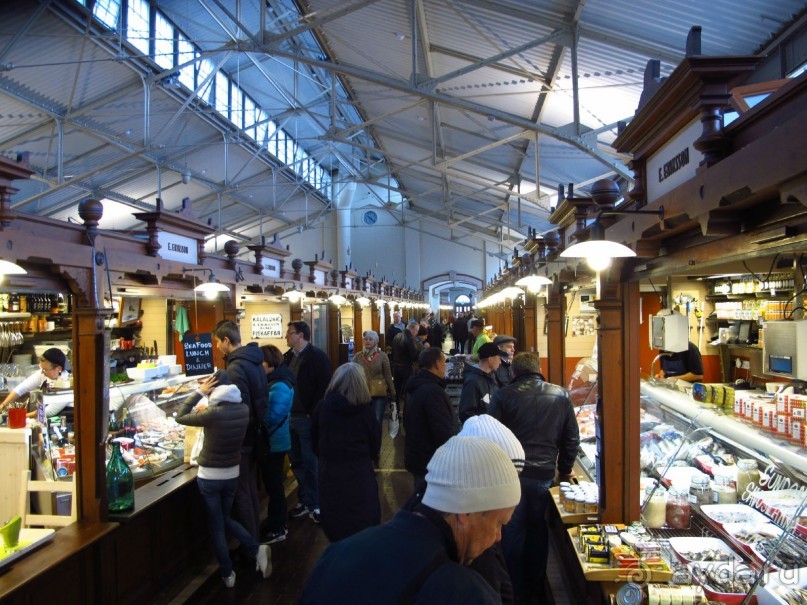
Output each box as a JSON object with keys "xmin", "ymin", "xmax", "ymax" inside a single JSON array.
[
  {"xmin": 641, "ymin": 484, "xmax": 666, "ymax": 528},
  {"xmin": 106, "ymin": 440, "xmax": 135, "ymax": 512},
  {"xmin": 665, "ymin": 488, "xmax": 691, "ymax": 529}
]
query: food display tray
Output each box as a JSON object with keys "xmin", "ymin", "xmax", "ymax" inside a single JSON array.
[
  {"xmin": 550, "ymin": 487, "xmax": 599, "ymax": 525},
  {"xmin": 0, "ymin": 528, "xmax": 56, "ymax": 570},
  {"xmin": 567, "ymin": 527, "xmax": 674, "ymax": 582},
  {"xmin": 668, "ymin": 536, "xmax": 743, "ymax": 564}
]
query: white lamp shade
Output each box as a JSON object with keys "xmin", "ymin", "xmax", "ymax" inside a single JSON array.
[
  {"xmin": 328, "ymin": 294, "xmax": 347, "ymax": 305},
  {"xmin": 375, "ymin": 299, "xmax": 387, "ymax": 307},
  {"xmin": 282, "ymin": 289, "xmax": 306, "ymax": 302},
  {"xmin": 0, "ymin": 259, "xmax": 26, "ymax": 275},
  {"xmin": 501, "ymin": 286, "xmax": 525, "ymax": 299},
  {"xmin": 560, "ymin": 240, "xmax": 636, "ymax": 259},
  {"xmin": 194, "ymin": 281, "xmax": 230, "ymax": 294},
  {"xmin": 355, "ymin": 296, "xmax": 371, "ymax": 307},
  {"xmin": 586, "ymin": 256, "xmax": 612, "ymax": 271},
  {"xmin": 515, "ymin": 275, "xmax": 552, "ymax": 292}
]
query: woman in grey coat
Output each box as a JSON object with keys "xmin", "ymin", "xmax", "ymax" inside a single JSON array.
[{"xmin": 176, "ymin": 373, "xmax": 271, "ymax": 588}]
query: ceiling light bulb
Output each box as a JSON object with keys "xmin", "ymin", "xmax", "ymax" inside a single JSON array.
[{"xmin": 586, "ymin": 255, "xmax": 612, "ymax": 272}]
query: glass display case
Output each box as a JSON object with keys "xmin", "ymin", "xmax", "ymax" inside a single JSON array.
[{"xmin": 35, "ymin": 373, "xmax": 203, "ymax": 482}]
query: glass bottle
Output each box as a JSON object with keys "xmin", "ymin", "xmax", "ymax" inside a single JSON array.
[
  {"xmin": 736, "ymin": 459, "xmax": 760, "ymax": 500},
  {"xmin": 666, "ymin": 488, "xmax": 691, "ymax": 529},
  {"xmin": 106, "ymin": 440, "xmax": 135, "ymax": 512},
  {"xmin": 641, "ymin": 485, "xmax": 666, "ymax": 529},
  {"xmin": 689, "ymin": 474, "xmax": 712, "ymax": 505}
]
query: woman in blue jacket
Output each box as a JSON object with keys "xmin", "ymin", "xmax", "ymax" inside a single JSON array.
[{"xmin": 259, "ymin": 345, "xmax": 295, "ymax": 544}]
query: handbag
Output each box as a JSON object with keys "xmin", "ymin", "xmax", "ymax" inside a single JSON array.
[
  {"xmin": 189, "ymin": 427, "xmax": 204, "ymax": 466},
  {"xmin": 388, "ymin": 401, "xmax": 400, "ymax": 439},
  {"xmin": 369, "ymin": 376, "xmax": 388, "ymax": 397}
]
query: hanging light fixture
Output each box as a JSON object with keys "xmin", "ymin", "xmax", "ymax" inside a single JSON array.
[
  {"xmin": 182, "ymin": 267, "xmax": 230, "ymax": 299},
  {"xmin": 0, "ymin": 258, "xmax": 26, "ymax": 284},
  {"xmin": 375, "ymin": 298, "xmax": 387, "ymax": 308},
  {"xmin": 355, "ymin": 296, "xmax": 371, "ymax": 307},
  {"xmin": 328, "ymin": 293, "xmax": 347, "ymax": 306},
  {"xmin": 515, "ymin": 275, "xmax": 552, "ymax": 293},
  {"xmin": 282, "ymin": 288, "xmax": 306, "ymax": 303},
  {"xmin": 560, "ymin": 205, "xmax": 664, "ymax": 272}
]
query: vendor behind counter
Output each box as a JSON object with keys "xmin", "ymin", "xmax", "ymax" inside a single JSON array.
[{"xmin": 0, "ymin": 348, "xmax": 68, "ymax": 418}]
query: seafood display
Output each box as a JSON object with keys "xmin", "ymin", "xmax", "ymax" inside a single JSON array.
[
  {"xmin": 770, "ymin": 585, "xmax": 807, "ymax": 604},
  {"xmin": 689, "ymin": 563, "xmax": 756, "ymax": 596},
  {"xmin": 669, "ymin": 537, "xmax": 742, "ymax": 563},
  {"xmin": 701, "ymin": 504, "xmax": 769, "ymax": 526},
  {"xmin": 729, "ymin": 524, "xmax": 807, "ymax": 570}
]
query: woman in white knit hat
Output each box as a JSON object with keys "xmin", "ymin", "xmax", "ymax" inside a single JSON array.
[
  {"xmin": 175, "ymin": 372, "xmax": 271, "ymax": 588},
  {"xmin": 301, "ymin": 435, "xmax": 520, "ymax": 604}
]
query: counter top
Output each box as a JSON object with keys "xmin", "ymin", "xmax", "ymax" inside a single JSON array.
[
  {"xmin": 0, "ymin": 521, "xmax": 117, "ymax": 598},
  {"xmin": 108, "ymin": 464, "xmax": 197, "ymax": 523}
]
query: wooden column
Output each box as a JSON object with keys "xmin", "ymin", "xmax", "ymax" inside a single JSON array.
[
  {"xmin": 353, "ymin": 302, "xmax": 364, "ymax": 341},
  {"xmin": 594, "ymin": 264, "xmax": 641, "ymax": 523},
  {"xmin": 521, "ymin": 292, "xmax": 537, "ymax": 354},
  {"xmin": 327, "ymin": 302, "xmax": 340, "ymax": 364},
  {"xmin": 545, "ymin": 282, "xmax": 566, "ymax": 384}
]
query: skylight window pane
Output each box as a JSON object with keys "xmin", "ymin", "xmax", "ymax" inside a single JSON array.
[
  {"xmin": 215, "ymin": 72, "xmax": 230, "ymax": 118},
  {"xmin": 256, "ymin": 109, "xmax": 268, "ymax": 144},
  {"xmin": 232, "ymin": 88, "xmax": 243, "ymax": 129},
  {"xmin": 94, "ymin": 0, "xmax": 121, "ymax": 29},
  {"xmin": 242, "ymin": 97, "xmax": 256, "ymax": 138},
  {"xmin": 154, "ymin": 12, "xmax": 174, "ymax": 70},
  {"xmin": 197, "ymin": 59, "xmax": 215, "ymax": 105},
  {"xmin": 126, "ymin": 0, "xmax": 150, "ymax": 55},
  {"xmin": 177, "ymin": 36, "xmax": 195, "ymax": 90}
]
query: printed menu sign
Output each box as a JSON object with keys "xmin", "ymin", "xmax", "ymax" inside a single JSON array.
[
  {"xmin": 183, "ymin": 333, "xmax": 215, "ymax": 376},
  {"xmin": 251, "ymin": 313, "xmax": 283, "ymax": 339}
]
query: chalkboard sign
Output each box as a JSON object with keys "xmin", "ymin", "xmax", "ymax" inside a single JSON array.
[{"xmin": 183, "ymin": 333, "xmax": 215, "ymax": 377}]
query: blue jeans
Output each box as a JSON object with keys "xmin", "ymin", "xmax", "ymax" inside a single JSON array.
[
  {"xmin": 371, "ymin": 396, "xmax": 388, "ymax": 425},
  {"xmin": 501, "ymin": 476, "xmax": 553, "ymax": 600},
  {"xmin": 197, "ymin": 477, "xmax": 258, "ymax": 578},
  {"xmin": 289, "ymin": 415, "xmax": 319, "ymax": 510}
]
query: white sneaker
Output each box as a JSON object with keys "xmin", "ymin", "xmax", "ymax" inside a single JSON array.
[
  {"xmin": 223, "ymin": 571, "xmax": 236, "ymax": 588},
  {"xmin": 255, "ymin": 544, "xmax": 272, "ymax": 578}
]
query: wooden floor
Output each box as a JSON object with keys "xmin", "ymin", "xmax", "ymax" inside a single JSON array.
[{"xmin": 151, "ymin": 420, "xmax": 412, "ymax": 605}]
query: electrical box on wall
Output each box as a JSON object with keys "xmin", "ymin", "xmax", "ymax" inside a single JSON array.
[
  {"xmin": 763, "ymin": 319, "xmax": 807, "ymax": 380},
  {"xmin": 650, "ymin": 310, "xmax": 689, "ymax": 352}
]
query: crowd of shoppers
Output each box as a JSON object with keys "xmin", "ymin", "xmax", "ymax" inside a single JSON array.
[{"xmin": 193, "ymin": 312, "xmax": 578, "ymax": 603}]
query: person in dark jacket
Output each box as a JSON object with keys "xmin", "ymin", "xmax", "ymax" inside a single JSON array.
[
  {"xmin": 283, "ymin": 320, "xmax": 332, "ymax": 523},
  {"xmin": 213, "ymin": 320, "xmax": 269, "ymax": 542},
  {"xmin": 391, "ymin": 320, "xmax": 422, "ymax": 412},
  {"xmin": 259, "ymin": 345, "xmax": 295, "ymax": 544},
  {"xmin": 403, "ymin": 348, "xmax": 459, "ymax": 488},
  {"xmin": 487, "ymin": 351, "xmax": 580, "ymax": 602},
  {"xmin": 458, "ymin": 342, "xmax": 505, "ymax": 423},
  {"xmin": 300, "ymin": 436, "xmax": 521, "ymax": 605},
  {"xmin": 175, "ymin": 373, "xmax": 271, "ymax": 587},
  {"xmin": 451, "ymin": 314, "xmax": 469, "ymax": 354},
  {"xmin": 492, "ymin": 334, "xmax": 517, "ymax": 386},
  {"xmin": 311, "ymin": 363, "xmax": 381, "ymax": 542}
]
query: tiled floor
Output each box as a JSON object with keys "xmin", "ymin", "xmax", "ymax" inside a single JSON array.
[{"xmin": 153, "ymin": 420, "xmax": 409, "ymax": 605}]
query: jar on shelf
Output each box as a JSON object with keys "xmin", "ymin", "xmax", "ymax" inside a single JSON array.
[
  {"xmin": 736, "ymin": 459, "xmax": 760, "ymax": 500},
  {"xmin": 665, "ymin": 488, "xmax": 691, "ymax": 529},
  {"xmin": 574, "ymin": 495, "xmax": 587, "ymax": 514},
  {"xmin": 713, "ymin": 474, "xmax": 738, "ymax": 504},
  {"xmin": 640, "ymin": 485, "xmax": 666, "ymax": 529},
  {"xmin": 689, "ymin": 474, "xmax": 712, "ymax": 505}
]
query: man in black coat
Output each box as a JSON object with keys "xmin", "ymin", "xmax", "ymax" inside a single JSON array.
[
  {"xmin": 283, "ymin": 321, "xmax": 332, "ymax": 523},
  {"xmin": 403, "ymin": 348, "xmax": 459, "ymax": 488},
  {"xmin": 212, "ymin": 320, "xmax": 270, "ymax": 541},
  {"xmin": 458, "ymin": 342, "xmax": 505, "ymax": 423},
  {"xmin": 492, "ymin": 334, "xmax": 517, "ymax": 386},
  {"xmin": 487, "ymin": 351, "xmax": 579, "ymax": 603},
  {"xmin": 391, "ymin": 321, "xmax": 422, "ymax": 412},
  {"xmin": 451, "ymin": 314, "xmax": 469, "ymax": 354}
]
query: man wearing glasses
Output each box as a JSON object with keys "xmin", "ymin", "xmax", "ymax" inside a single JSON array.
[{"xmin": 283, "ymin": 321, "xmax": 332, "ymax": 524}]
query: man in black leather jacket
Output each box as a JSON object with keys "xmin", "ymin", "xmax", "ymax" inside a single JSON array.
[
  {"xmin": 391, "ymin": 321, "xmax": 422, "ymax": 413},
  {"xmin": 487, "ymin": 351, "xmax": 579, "ymax": 603}
]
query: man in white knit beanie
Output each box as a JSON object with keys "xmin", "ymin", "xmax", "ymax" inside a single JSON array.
[{"xmin": 301, "ymin": 436, "xmax": 520, "ymax": 604}]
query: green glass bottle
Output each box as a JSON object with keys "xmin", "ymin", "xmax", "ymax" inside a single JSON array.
[{"xmin": 106, "ymin": 440, "xmax": 135, "ymax": 512}]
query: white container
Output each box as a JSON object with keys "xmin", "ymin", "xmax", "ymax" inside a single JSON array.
[
  {"xmin": 158, "ymin": 355, "xmax": 177, "ymax": 366},
  {"xmin": 126, "ymin": 366, "xmax": 160, "ymax": 381}
]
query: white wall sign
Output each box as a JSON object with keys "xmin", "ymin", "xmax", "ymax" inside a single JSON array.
[
  {"xmin": 157, "ymin": 231, "xmax": 198, "ymax": 264},
  {"xmin": 251, "ymin": 313, "xmax": 284, "ymax": 339},
  {"xmin": 646, "ymin": 119, "xmax": 704, "ymax": 203},
  {"xmin": 261, "ymin": 262, "xmax": 280, "ymax": 278}
]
